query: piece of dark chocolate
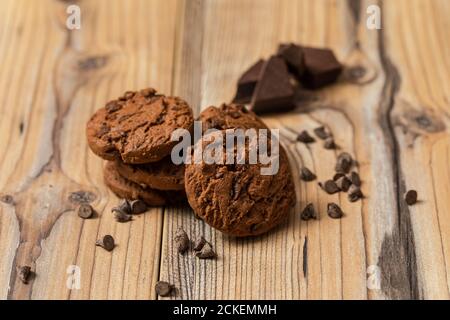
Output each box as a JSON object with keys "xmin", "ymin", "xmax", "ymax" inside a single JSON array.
[
  {"xmin": 277, "ymin": 43, "xmax": 305, "ymax": 78},
  {"xmin": 250, "ymin": 56, "xmax": 295, "ymax": 114},
  {"xmin": 232, "ymin": 59, "xmax": 265, "ymax": 104},
  {"xmin": 301, "ymin": 47, "xmax": 342, "ymax": 89}
]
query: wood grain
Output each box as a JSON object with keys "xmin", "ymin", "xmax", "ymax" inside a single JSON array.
[{"xmin": 0, "ymin": 0, "xmax": 449, "ymax": 300}]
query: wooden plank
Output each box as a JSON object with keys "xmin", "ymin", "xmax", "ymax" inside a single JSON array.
[{"xmin": 0, "ymin": 0, "xmax": 178, "ymax": 299}]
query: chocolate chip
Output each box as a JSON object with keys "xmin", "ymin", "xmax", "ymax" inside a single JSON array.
[
  {"xmin": 320, "ymin": 180, "xmax": 340, "ymax": 194},
  {"xmin": 300, "ymin": 166, "xmax": 316, "ymax": 181},
  {"xmin": 335, "ymin": 176, "xmax": 351, "ymax": 192},
  {"xmin": 297, "ymin": 130, "xmax": 315, "ymax": 143},
  {"xmin": 129, "ymin": 199, "xmax": 147, "ymax": 214},
  {"xmin": 155, "ymin": 281, "xmax": 173, "ymax": 297},
  {"xmin": 327, "ymin": 203, "xmax": 344, "ymax": 219},
  {"xmin": 195, "ymin": 242, "xmax": 216, "ymax": 259},
  {"xmin": 323, "ymin": 137, "xmax": 336, "ymax": 149},
  {"xmin": 18, "ymin": 266, "xmax": 32, "ymax": 284},
  {"xmin": 348, "ymin": 185, "xmax": 363, "ymax": 202},
  {"xmin": 405, "ymin": 190, "xmax": 418, "ymax": 205},
  {"xmin": 96, "ymin": 235, "xmax": 115, "ymax": 251},
  {"xmin": 105, "ymin": 100, "xmax": 122, "ymax": 113},
  {"xmin": 300, "ymin": 203, "xmax": 317, "ymax": 221},
  {"xmin": 349, "ymin": 171, "xmax": 361, "ymax": 187},
  {"xmin": 335, "ymin": 152, "xmax": 353, "ymax": 173},
  {"xmin": 113, "ymin": 207, "xmax": 132, "ymax": 222},
  {"xmin": 174, "ymin": 227, "xmax": 189, "ymax": 254},
  {"xmin": 313, "ymin": 126, "xmax": 331, "ymax": 140},
  {"xmin": 78, "ymin": 203, "xmax": 94, "ymax": 219},
  {"xmin": 193, "ymin": 236, "xmax": 207, "ymax": 251},
  {"xmin": 333, "ymin": 173, "xmax": 345, "ymax": 181}
]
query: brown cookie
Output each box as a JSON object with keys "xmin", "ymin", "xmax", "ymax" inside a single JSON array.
[
  {"xmin": 104, "ymin": 161, "xmax": 185, "ymax": 206},
  {"xmin": 184, "ymin": 129, "xmax": 296, "ymax": 237},
  {"xmin": 87, "ymin": 88, "xmax": 194, "ymax": 164},
  {"xmin": 115, "ymin": 156, "xmax": 185, "ymax": 191},
  {"xmin": 198, "ymin": 103, "xmax": 268, "ymax": 132}
]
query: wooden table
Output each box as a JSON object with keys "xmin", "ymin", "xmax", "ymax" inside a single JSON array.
[{"xmin": 0, "ymin": 0, "xmax": 449, "ymax": 300}]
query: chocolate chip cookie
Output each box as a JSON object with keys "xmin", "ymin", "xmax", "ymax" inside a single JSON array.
[
  {"xmin": 184, "ymin": 129, "xmax": 296, "ymax": 237},
  {"xmin": 104, "ymin": 161, "xmax": 185, "ymax": 206},
  {"xmin": 198, "ymin": 103, "xmax": 268, "ymax": 132},
  {"xmin": 87, "ymin": 88, "xmax": 194, "ymax": 164},
  {"xmin": 115, "ymin": 156, "xmax": 185, "ymax": 191}
]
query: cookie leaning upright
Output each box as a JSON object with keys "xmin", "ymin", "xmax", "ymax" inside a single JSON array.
[{"xmin": 86, "ymin": 88, "xmax": 194, "ymax": 164}]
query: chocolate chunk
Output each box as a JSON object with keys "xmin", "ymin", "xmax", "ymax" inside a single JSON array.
[
  {"xmin": 155, "ymin": 281, "xmax": 173, "ymax": 297},
  {"xmin": 300, "ymin": 166, "xmax": 316, "ymax": 181},
  {"xmin": 18, "ymin": 266, "xmax": 32, "ymax": 284},
  {"xmin": 78, "ymin": 203, "xmax": 94, "ymax": 219},
  {"xmin": 174, "ymin": 227, "xmax": 189, "ymax": 254},
  {"xmin": 277, "ymin": 43, "xmax": 305, "ymax": 78},
  {"xmin": 193, "ymin": 236, "xmax": 207, "ymax": 251},
  {"xmin": 327, "ymin": 203, "xmax": 344, "ymax": 219},
  {"xmin": 301, "ymin": 46, "xmax": 342, "ymax": 89},
  {"xmin": 195, "ymin": 242, "xmax": 216, "ymax": 259},
  {"xmin": 349, "ymin": 171, "xmax": 361, "ymax": 187},
  {"xmin": 250, "ymin": 56, "xmax": 295, "ymax": 114},
  {"xmin": 323, "ymin": 137, "xmax": 336, "ymax": 149},
  {"xmin": 297, "ymin": 130, "xmax": 315, "ymax": 143},
  {"xmin": 335, "ymin": 176, "xmax": 351, "ymax": 192},
  {"xmin": 233, "ymin": 59, "xmax": 265, "ymax": 104},
  {"xmin": 320, "ymin": 180, "xmax": 340, "ymax": 194},
  {"xmin": 405, "ymin": 190, "xmax": 418, "ymax": 205},
  {"xmin": 348, "ymin": 185, "xmax": 363, "ymax": 202},
  {"xmin": 300, "ymin": 203, "xmax": 317, "ymax": 221},
  {"xmin": 96, "ymin": 235, "xmax": 115, "ymax": 251},
  {"xmin": 335, "ymin": 152, "xmax": 353, "ymax": 173},
  {"xmin": 313, "ymin": 126, "xmax": 331, "ymax": 140},
  {"xmin": 129, "ymin": 199, "xmax": 148, "ymax": 214}
]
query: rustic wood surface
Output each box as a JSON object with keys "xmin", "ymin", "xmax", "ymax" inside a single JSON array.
[{"xmin": 0, "ymin": 0, "xmax": 449, "ymax": 300}]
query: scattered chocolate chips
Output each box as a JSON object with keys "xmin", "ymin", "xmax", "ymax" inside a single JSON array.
[
  {"xmin": 300, "ymin": 166, "xmax": 316, "ymax": 181},
  {"xmin": 335, "ymin": 176, "xmax": 351, "ymax": 192},
  {"xmin": 129, "ymin": 199, "xmax": 148, "ymax": 214},
  {"xmin": 405, "ymin": 190, "xmax": 418, "ymax": 205},
  {"xmin": 335, "ymin": 152, "xmax": 353, "ymax": 173},
  {"xmin": 349, "ymin": 171, "xmax": 361, "ymax": 187},
  {"xmin": 112, "ymin": 200, "xmax": 132, "ymax": 222},
  {"xmin": 348, "ymin": 185, "xmax": 363, "ymax": 202},
  {"xmin": 195, "ymin": 242, "xmax": 216, "ymax": 259},
  {"xmin": 78, "ymin": 203, "xmax": 94, "ymax": 219},
  {"xmin": 313, "ymin": 126, "xmax": 331, "ymax": 140},
  {"xmin": 233, "ymin": 59, "xmax": 265, "ymax": 104},
  {"xmin": 300, "ymin": 203, "xmax": 317, "ymax": 221},
  {"xmin": 18, "ymin": 266, "xmax": 32, "ymax": 284},
  {"xmin": 323, "ymin": 137, "xmax": 336, "ymax": 149},
  {"xmin": 320, "ymin": 180, "xmax": 340, "ymax": 194},
  {"xmin": 297, "ymin": 130, "xmax": 315, "ymax": 143},
  {"xmin": 174, "ymin": 227, "xmax": 189, "ymax": 255},
  {"xmin": 250, "ymin": 56, "xmax": 295, "ymax": 114},
  {"xmin": 96, "ymin": 235, "xmax": 115, "ymax": 251},
  {"xmin": 193, "ymin": 236, "xmax": 207, "ymax": 251},
  {"xmin": 327, "ymin": 203, "xmax": 344, "ymax": 219},
  {"xmin": 155, "ymin": 281, "xmax": 173, "ymax": 297}
]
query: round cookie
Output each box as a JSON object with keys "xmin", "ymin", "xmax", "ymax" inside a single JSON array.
[
  {"xmin": 115, "ymin": 156, "xmax": 185, "ymax": 191},
  {"xmin": 104, "ymin": 161, "xmax": 185, "ymax": 206},
  {"xmin": 199, "ymin": 103, "xmax": 268, "ymax": 132},
  {"xmin": 184, "ymin": 129, "xmax": 296, "ymax": 237},
  {"xmin": 87, "ymin": 88, "xmax": 194, "ymax": 164}
]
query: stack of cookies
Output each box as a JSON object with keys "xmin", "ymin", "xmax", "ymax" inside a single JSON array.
[
  {"xmin": 86, "ymin": 89, "xmax": 296, "ymax": 237},
  {"xmin": 86, "ymin": 88, "xmax": 194, "ymax": 206}
]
